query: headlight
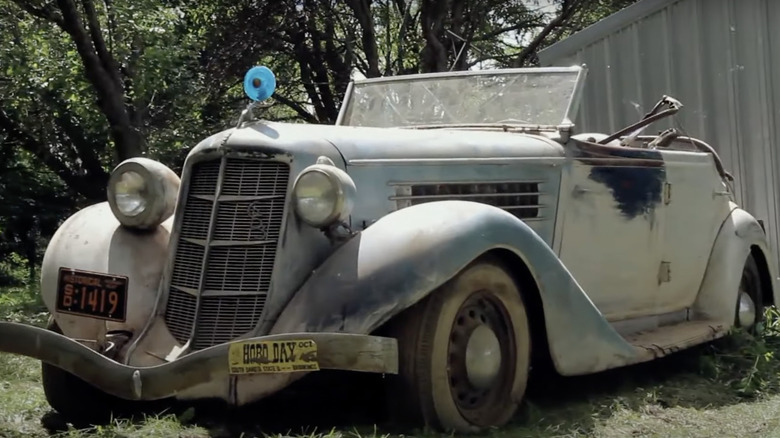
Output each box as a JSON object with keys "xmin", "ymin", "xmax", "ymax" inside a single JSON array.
[
  {"xmin": 292, "ymin": 157, "xmax": 356, "ymax": 228},
  {"xmin": 107, "ymin": 158, "xmax": 181, "ymax": 230}
]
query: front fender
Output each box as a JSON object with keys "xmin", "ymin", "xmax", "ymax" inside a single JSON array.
[
  {"xmin": 272, "ymin": 200, "xmax": 639, "ymax": 375},
  {"xmin": 692, "ymin": 204, "xmax": 780, "ymax": 323},
  {"xmin": 41, "ymin": 202, "xmax": 172, "ymax": 344}
]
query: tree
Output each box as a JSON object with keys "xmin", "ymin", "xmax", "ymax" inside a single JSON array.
[
  {"xmin": 1, "ymin": 0, "xmax": 207, "ymax": 201},
  {"xmin": 195, "ymin": 0, "xmax": 639, "ymax": 125},
  {"xmin": 0, "ymin": 0, "xmax": 208, "ymax": 279}
]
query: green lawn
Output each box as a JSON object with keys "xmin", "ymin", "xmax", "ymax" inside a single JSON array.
[{"xmin": 3, "ymin": 286, "xmax": 780, "ymax": 438}]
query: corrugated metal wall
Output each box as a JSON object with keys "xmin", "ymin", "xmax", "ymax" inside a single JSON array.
[{"xmin": 540, "ymin": 0, "xmax": 780, "ymax": 270}]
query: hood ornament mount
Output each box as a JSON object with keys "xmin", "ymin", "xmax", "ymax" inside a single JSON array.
[{"xmin": 236, "ymin": 65, "xmax": 277, "ymax": 128}]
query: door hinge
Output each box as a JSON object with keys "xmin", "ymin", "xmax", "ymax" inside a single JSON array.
[
  {"xmin": 663, "ymin": 182, "xmax": 672, "ymax": 205},
  {"xmin": 658, "ymin": 261, "xmax": 671, "ymax": 284}
]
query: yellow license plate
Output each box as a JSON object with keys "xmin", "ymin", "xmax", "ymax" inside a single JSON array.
[{"xmin": 228, "ymin": 339, "xmax": 319, "ymax": 374}]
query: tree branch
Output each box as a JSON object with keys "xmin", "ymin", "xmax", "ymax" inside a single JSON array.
[
  {"xmin": 10, "ymin": 0, "xmax": 65, "ymax": 26},
  {"xmin": 103, "ymin": 0, "xmax": 117, "ymax": 54},
  {"xmin": 271, "ymin": 93, "xmax": 318, "ymax": 124},
  {"xmin": 80, "ymin": 0, "xmax": 123, "ymax": 91},
  {"xmin": 472, "ymin": 18, "xmax": 546, "ymax": 42},
  {"xmin": 512, "ymin": 0, "xmax": 588, "ymax": 67}
]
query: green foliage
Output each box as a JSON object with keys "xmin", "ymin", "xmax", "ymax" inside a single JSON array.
[{"xmin": 699, "ymin": 307, "xmax": 780, "ymax": 397}]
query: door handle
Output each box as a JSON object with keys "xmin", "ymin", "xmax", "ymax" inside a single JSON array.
[{"xmin": 573, "ymin": 186, "xmax": 592, "ymax": 196}]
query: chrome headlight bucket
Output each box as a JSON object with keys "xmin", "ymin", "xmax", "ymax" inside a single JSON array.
[
  {"xmin": 292, "ymin": 156, "xmax": 356, "ymax": 228},
  {"xmin": 107, "ymin": 157, "xmax": 181, "ymax": 230}
]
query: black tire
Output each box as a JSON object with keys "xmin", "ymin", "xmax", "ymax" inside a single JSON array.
[
  {"xmin": 383, "ymin": 256, "xmax": 531, "ymax": 433},
  {"xmin": 735, "ymin": 253, "xmax": 764, "ymax": 333},
  {"xmin": 41, "ymin": 317, "xmax": 133, "ymax": 426}
]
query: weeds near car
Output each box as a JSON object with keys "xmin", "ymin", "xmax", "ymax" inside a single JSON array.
[{"xmin": 3, "ymin": 284, "xmax": 780, "ymax": 437}]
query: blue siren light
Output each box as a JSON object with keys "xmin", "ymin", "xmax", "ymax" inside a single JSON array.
[{"xmin": 243, "ymin": 66, "xmax": 276, "ymax": 102}]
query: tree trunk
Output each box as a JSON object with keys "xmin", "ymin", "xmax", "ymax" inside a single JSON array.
[
  {"xmin": 56, "ymin": 0, "xmax": 144, "ymax": 161},
  {"xmin": 420, "ymin": 0, "xmax": 450, "ymax": 72},
  {"xmin": 25, "ymin": 219, "xmax": 38, "ymax": 283},
  {"xmin": 345, "ymin": 0, "xmax": 381, "ymax": 78}
]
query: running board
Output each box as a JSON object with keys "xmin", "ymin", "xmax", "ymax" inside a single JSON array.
[{"xmin": 623, "ymin": 320, "xmax": 729, "ymax": 361}]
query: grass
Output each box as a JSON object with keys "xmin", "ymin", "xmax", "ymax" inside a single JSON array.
[{"xmin": 3, "ymin": 285, "xmax": 780, "ymax": 437}]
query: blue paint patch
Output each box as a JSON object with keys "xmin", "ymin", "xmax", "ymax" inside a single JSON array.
[
  {"xmin": 571, "ymin": 138, "xmax": 667, "ymax": 219},
  {"xmin": 589, "ymin": 165, "xmax": 666, "ymax": 219}
]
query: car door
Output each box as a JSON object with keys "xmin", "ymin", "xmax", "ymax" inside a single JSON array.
[
  {"xmin": 554, "ymin": 140, "xmax": 666, "ymax": 321},
  {"xmin": 654, "ymin": 149, "xmax": 734, "ymax": 313}
]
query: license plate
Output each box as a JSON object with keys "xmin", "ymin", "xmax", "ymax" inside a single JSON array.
[
  {"xmin": 55, "ymin": 267, "xmax": 128, "ymax": 322},
  {"xmin": 228, "ymin": 339, "xmax": 320, "ymax": 374}
]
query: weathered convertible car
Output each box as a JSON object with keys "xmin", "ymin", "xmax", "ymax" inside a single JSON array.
[{"xmin": 0, "ymin": 65, "xmax": 776, "ymax": 433}]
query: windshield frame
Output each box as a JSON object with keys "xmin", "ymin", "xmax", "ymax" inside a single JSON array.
[{"xmin": 335, "ymin": 65, "xmax": 588, "ymax": 130}]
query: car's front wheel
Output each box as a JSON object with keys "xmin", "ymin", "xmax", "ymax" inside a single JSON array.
[
  {"xmin": 41, "ymin": 318, "xmax": 133, "ymax": 426},
  {"xmin": 384, "ymin": 255, "xmax": 531, "ymax": 433}
]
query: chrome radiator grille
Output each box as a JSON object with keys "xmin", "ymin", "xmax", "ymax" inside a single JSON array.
[{"xmin": 163, "ymin": 157, "xmax": 290, "ymax": 350}]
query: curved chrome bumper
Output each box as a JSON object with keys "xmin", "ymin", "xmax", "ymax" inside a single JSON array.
[{"xmin": 0, "ymin": 322, "xmax": 398, "ymax": 401}]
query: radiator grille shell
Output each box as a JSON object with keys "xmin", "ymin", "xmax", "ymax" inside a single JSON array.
[{"xmin": 163, "ymin": 157, "xmax": 289, "ymax": 350}]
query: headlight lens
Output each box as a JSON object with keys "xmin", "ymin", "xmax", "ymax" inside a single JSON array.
[
  {"xmin": 114, "ymin": 171, "xmax": 148, "ymax": 217},
  {"xmin": 295, "ymin": 171, "xmax": 340, "ymax": 226},
  {"xmin": 292, "ymin": 159, "xmax": 356, "ymax": 228},
  {"xmin": 107, "ymin": 158, "xmax": 180, "ymax": 230}
]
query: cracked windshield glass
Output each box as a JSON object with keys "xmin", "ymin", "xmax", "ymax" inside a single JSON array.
[{"xmin": 341, "ymin": 69, "xmax": 581, "ymax": 128}]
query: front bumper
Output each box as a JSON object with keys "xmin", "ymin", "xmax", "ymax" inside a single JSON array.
[{"xmin": 0, "ymin": 322, "xmax": 398, "ymax": 401}]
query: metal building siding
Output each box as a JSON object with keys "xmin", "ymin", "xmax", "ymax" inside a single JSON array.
[{"xmin": 540, "ymin": 0, "xmax": 780, "ymax": 270}]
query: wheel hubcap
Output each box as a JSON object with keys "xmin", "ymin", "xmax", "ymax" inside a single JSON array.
[
  {"xmin": 738, "ymin": 290, "xmax": 756, "ymax": 328},
  {"xmin": 447, "ymin": 291, "xmax": 515, "ymax": 425},
  {"xmin": 465, "ymin": 325, "xmax": 502, "ymax": 390}
]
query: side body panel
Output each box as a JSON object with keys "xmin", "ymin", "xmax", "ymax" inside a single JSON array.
[
  {"xmin": 555, "ymin": 148, "xmax": 664, "ymax": 321},
  {"xmin": 271, "ymin": 200, "xmax": 640, "ymax": 376},
  {"xmin": 656, "ymin": 149, "xmax": 735, "ymax": 313},
  {"xmin": 554, "ymin": 137, "xmax": 743, "ymax": 324}
]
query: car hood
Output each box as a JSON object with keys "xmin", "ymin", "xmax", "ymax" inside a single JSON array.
[{"xmin": 218, "ymin": 120, "xmax": 565, "ymax": 164}]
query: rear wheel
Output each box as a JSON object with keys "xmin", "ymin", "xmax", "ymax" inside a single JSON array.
[
  {"xmin": 384, "ymin": 256, "xmax": 531, "ymax": 433},
  {"xmin": 735, "ymin": 253, "xmax": 764, "ymax": 333},
  {"xmin": 41, "ymin": 318, "xmax": 133, "ymax": 426}
]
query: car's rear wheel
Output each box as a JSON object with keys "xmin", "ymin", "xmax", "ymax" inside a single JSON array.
[
  {"xmin": 735, "ymin": 253, "xmax": 764, "ymax": 333},
  {"xmin": 41, "ymin": 317, "xmax": 132, "ymax": 426},
  {"xmin": 383, "ymin": 256, "xmax": 531, "ymax": 433}
]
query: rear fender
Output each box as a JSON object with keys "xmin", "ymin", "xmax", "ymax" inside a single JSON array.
[
  {"xmin": 692, "ymin": 205, "xmax": 780, "ymax": 323},
  {"xmin": 272, "ymin": 200, "xmax": 639, "ymax": 376},
  {"xmin": 40, "ymin": 202, "xmax": 172, "ymax": 345}
]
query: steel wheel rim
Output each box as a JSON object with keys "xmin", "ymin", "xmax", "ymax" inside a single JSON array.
[
  {"xmin": 738, "ymin": 290, "xmax": 757, "ymax": 328},
  {"xmin": 738, "ymin": 266, "xmax": 759, "ymax": 329},
  {"xmin": 447, "ymin": 290, "xmax": 516, "ymax": 426}
]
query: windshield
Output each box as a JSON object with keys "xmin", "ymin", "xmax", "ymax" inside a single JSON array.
[{"xmin": 337, "ymin": 66, "xmax": 585, "ymax": 128}]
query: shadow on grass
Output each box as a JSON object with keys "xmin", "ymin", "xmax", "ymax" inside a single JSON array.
[
  {"xmin": 509, "ymin": 326, "xmax": 780, "ymax": 436},
  {"xmin": 36, "ymin": 327, "xmax": 780, "ymax": 438}
]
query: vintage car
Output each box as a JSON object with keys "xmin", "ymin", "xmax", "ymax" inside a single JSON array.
[{"xmin": 0, "ymin": 65, "xmax": 776, "ymax": 433}]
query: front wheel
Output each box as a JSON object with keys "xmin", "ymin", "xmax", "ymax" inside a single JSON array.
[{"xmin": 384, "ymin": 256, "xmax": 531, "ymax": 433}]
